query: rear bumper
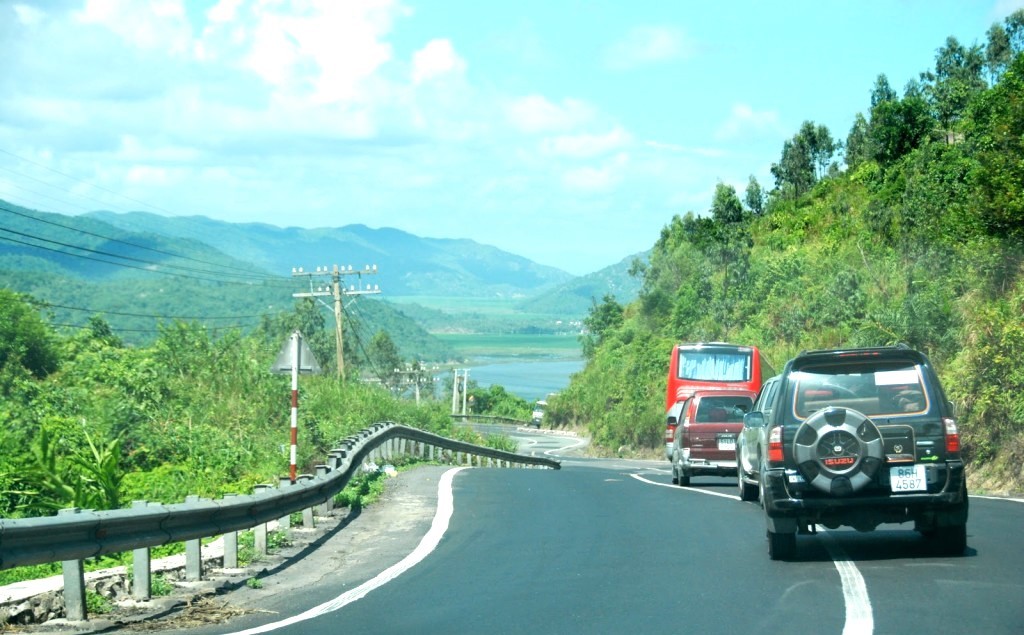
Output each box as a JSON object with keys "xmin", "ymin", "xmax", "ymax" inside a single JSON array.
[
  {"xmin": 763, "ymin": 461, "xmax": 967, "ymax": 530},
  {"xmin": 680, "ymin": 458, "xmax": 737, "ymax": 476}
]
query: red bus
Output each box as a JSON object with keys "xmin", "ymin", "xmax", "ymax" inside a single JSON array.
[
  {"xmin": 665, "ymin": 343, "xmax": 774, "ymax": 411},
  {"xmin": 663, "ymin": 343, "xmax": 775, "ymax": 459}
]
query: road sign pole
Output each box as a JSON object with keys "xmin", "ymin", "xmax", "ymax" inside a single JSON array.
[
  {"xmin": 290, "ymin": 332, "xmax": 299, "ymax": 484},
  {"xmin": 271, "ymin": 329, "xmax": 322, "ymax": 484}
]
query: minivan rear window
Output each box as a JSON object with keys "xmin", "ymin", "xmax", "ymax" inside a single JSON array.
[{"xmin": 694, "ymin": 396, "xmax": 754, "ymax": 423}]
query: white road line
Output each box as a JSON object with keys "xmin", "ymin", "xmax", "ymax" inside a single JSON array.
[
  {"xmin": 970, "ymin": 494, "xmax": 1024, "ymax": 503},
  {"xmin": 630, "ymin": 472, "xmax": 874, "ymax": 634},
  {"xmin": 819, "ymin": 528, "xmax": 874, "ymax": 635},
  {"xmin": 225, "ymin": 466, "xmax": 468, "ymax": 635},
  {"xmin": 629, "ymin": 472, "xmax": 740, "ymax": 501},
  {"xmin": 546, "ymin": 437, "xmax": 588, "ymax": 456}
]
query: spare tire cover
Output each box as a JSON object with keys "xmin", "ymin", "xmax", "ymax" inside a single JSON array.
[{"xmin": 793, "ymin": 407, "xmax": 884, "ymax": 496}]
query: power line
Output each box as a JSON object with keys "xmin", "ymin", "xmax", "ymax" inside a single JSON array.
[
  {"xmin": 0, "ymin": 231, "xmax": 253, "ymax": 284},
  {"xmin": 0, "ymin": 202, "xmax": 283, "ymax": 280},
  {"xmin": 29, "ymin": 299, "xmax": 266, "ymax": 322},
  {"xmin": 0, "ymin": 147, "xmax": 181, "ymax": 218},
  {"xmin": 0, "ymin": 210, "xmax": 288, "ymax": 284}
]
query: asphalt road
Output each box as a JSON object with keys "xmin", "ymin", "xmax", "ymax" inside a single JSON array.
[{"xmin": 149, "ymin": 429, "xmax": 1024, "ymax": 635}]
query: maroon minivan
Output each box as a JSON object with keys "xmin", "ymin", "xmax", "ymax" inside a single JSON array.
[{"xmin": 670, "ymin": 389, "xmax": 757, "ymax": 486}]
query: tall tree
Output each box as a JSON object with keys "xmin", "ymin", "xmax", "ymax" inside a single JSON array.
[
  {"xmin": 0, "ymin": 290, "xmax": 60, "ymax": 394},
  {"xmin": 711, "ymin": 182, "xmax": 745, "ymax": 224},
  {"xmin": 367, "ymin": 330, "xmax": 403, "ymax": 390},
  {"xmin": 871, "ymin": 74, "xmax": 898, "ymax": 108},
  {"xmin": 744, "ymin": 176, "xmax": 766, "ymax": 216},
  {"xmin": 921, "ymin": 36, "xmax": 987, "ymax": 129},
  {"xmin": 869, "ymin": 91, "xmax": 934, "ymax": 165},
  {"xmin": 1006, "ymin": 9, "xmax": 1024, "ymax": 54},
  {"xmin": 845, "ymin": 112, "xmax": 871, "ymax": 168},
  {"xmin": 985, "ymin": 23, "xmax": 1013, "ymax": 82},
  {"xmin": 581, "ymin": 294, "xmax": 624, "ymax": 359},
  {"xmin": 771, "ymin": 121, "xmax": 833, "ymax": 197}
]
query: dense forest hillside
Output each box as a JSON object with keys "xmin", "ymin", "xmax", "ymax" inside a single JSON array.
[{"xmin": 548, "ymin": 16, "xmax": 1024, "ymax": 493}]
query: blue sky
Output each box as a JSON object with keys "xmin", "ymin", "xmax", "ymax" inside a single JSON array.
[{"xmin": 1, "ymin": 0, "xmax": 1021, "ymax": 276}]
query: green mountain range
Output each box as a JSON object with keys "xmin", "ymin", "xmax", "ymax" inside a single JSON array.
[{"xmin": 0, "ymin": 200, "xmax": 641, "ymax": 358}]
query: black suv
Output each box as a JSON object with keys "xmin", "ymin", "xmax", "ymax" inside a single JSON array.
[{"xmin": 749, "ymin": 345, "xmax": 968, "ymax": 560}]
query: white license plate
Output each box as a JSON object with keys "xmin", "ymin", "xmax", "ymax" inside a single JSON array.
[
  {"xmin": 717, "ymin": 436, "xmax": 736, "ymax": 451},
  {"xmin": 889, "ymin": 464, "xmax": 927, "ymax": 492}
]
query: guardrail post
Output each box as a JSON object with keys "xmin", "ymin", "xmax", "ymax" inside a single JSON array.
[
  {"xmin": 297, "ymin": 474, "xmax": 316, "ymax": 528},
  {"xmin": 131, "ymin": 501, "xmax": 152, "ymax": 600},
  {"xmin": 315, "ymin": 465, "xmax": 332, "ymax": 516},
  {"xmin": 278, "ymin": 477, "xmax": 292, "ymax": 529},
  {"xmin": 254, "ymin": 485, "xmax": 271, "ymax": 558},
  {"xmin": 222, "ymin": 494, "xmax": 239, "ymax": 570},
  {"xmin": 184, "ymin": 496, "xmax": 203, "ymax": 582},
  {"xmin": 59, "ymin": 508, "xmax": 87, "ymax": 621}
]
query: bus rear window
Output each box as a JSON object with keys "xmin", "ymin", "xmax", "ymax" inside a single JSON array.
[{"xmin": 678, "ymin": 350, "xmax": 751, "ymax": 382}]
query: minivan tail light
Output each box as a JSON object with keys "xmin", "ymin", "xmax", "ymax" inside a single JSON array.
[
  {"xmin": 944, "ymin": 417, "xmax": 960, "ymax": 455},
  {"xmin": 665, "ymin": 424, "xmax": 677, "ymax": 443},
  {"xmin": 767, "ymin": 426, "xmax": 784, "ymax": 465}
]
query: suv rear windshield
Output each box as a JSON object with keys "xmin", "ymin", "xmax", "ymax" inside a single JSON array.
[
  {"xmin": 790, "ymin": 360, "xmax": 929, "ymax": 419},
  {"xmin": 694, "ymin": 395, "xmax": 754, "ymax": 423}
]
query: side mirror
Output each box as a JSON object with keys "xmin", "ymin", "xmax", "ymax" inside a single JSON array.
[
  {"xmin": 743, "ymin": 412, "xmax": 765, "ymax": 428},
  {"xmin": 666, "ymin": 415, "xmax": 678, "ymax": 425}
]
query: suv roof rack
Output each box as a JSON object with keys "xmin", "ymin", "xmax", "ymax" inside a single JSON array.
[{"xmin": 795, "ymin": 344, "xmax": 916, "ymax": 357}]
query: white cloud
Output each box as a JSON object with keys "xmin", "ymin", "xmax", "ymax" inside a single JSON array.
[
  {"xmin": 715, "ymin": 103, "xmax": 782, "ymax": 140},
  {"xmin": 13, "ymin": 4, "xmax": 46, "ymax": 26},
  {"xmin": 644, "ymin": 140, "xmax": 726, "ymax": 158},
  {"xmin": 562, "ymin": 153, "xmax": 629, "ymax": 192},
  {"xmin": 75, "ymin": 0, "xmax": 192, "ymax": 56},
  {"xmin": 505, "ymin": 95, "xmax": 596, "ymax": 134},
  {"xmin": 605, "ymin": 25, "xmax": 694, "ymax": 70},
  {"xmin": 542, "ymin": 127, "xmax": 633, "ymax": 158},
  {"xmin": 238, "ymin": 1, "xmax": 398, "ymax": 104},
  {"xmin": 207, "ymin": 0, "xmax": 243, "ymax": 23},
  {"xmin": 412, "ymin": 39, "xmax": 467, "ymax": 84}
]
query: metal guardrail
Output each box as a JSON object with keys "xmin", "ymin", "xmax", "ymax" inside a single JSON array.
[
  {"xmin": 0, "ymin": 422, "xmax": 558, "ymax": 570},
  {"xmin": 0, "ymin": 422, "xmax": 559, "ymax": 623}
]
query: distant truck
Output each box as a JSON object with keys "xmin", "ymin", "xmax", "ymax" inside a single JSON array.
[{"xmin": 530, "ymin": 400, "xmax": 547, "ymax": 428}]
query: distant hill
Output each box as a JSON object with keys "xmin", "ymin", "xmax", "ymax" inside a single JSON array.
[
  {"xmin": 517, "ymin": 251, "xmax": 646, "ymax": 316},
  {"xmin": 0, "ymin": 201, "xmax": 455, "ymax": 359},
  {"xmin": 0, "ymin": 201, "xmax": 644, "ymax": 351},
  {"xmin": 85, "ymin": 211, "xmax": 574, "ymax": 298}
]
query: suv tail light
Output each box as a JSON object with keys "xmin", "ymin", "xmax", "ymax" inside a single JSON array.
[
  {"xmin": 665, "ymin": 424, "xmax": 677, "ymax": 443},
  {"xmin": 767, "ymin": 426, "xmax": 784, "ymax": 465},
  {"xmin": 943, "ymin": 417, "xmax": 961, "ymax": 455}
]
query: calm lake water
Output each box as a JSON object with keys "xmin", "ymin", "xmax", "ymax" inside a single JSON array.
[{"xmin": 463, "ymin": 359, "xmax": 585, "ymax": 402}]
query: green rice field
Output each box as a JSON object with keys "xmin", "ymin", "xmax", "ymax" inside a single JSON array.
[{"xmin": 436, "ymin": 333, "xmax": 582, "ymax": 360}]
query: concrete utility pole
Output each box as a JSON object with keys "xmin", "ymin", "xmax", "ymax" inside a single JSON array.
[
  {"xmin": 394, "ymin": 363, "xmax": 437, "ymax": 405},
  {"xmin": 292, "ymin": 264, "xmax": 380, "ymax": 380},
  {"xmin": 451, "ymin": 368, "xmax": 470, "ymax": 415}
]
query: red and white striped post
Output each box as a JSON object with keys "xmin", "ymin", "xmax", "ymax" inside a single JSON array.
[
  {"xmin": 289, "ymin": 331, "xmax": 300, "ymax": 483},
  {"xmin": 271, "ymin": 329, "xmax": 321, "ymax": 483}
]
